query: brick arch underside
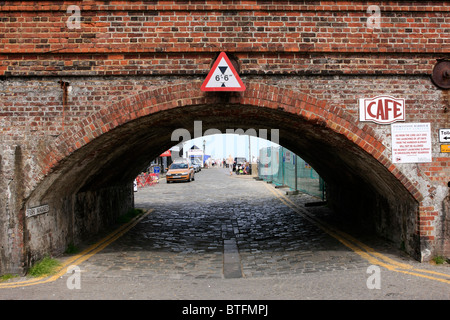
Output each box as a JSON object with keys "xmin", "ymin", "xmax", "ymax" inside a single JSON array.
[{"xmin": 30, "ymin": 81, "xmax": 421, "ymax": 259}]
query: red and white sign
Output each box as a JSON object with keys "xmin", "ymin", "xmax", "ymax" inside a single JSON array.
[
  {"xmin": 201, "ymin": 52, "xmax": 245, "ymax": 92},
  {"xmin": 187, "ymin": 149, "xmax": 203, "ymax": 156},
  {"xmin": 359, "ymin": 95, "xmax": 405, "ymax": 124},
  {"xmin": 159, "ymin": 150, "xmax": 171, "ymax": 157},
  {"xmin": 391, "ymin": 122, "xmax": 432, "ymax": 164}
]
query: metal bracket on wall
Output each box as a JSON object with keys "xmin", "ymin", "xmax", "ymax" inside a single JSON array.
[{"xmin": 431, "ymin": 59, "xmax": 450, "ymax": 90}]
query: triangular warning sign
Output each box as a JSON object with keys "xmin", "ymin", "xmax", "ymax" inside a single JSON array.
[{"xmin": 201, "ymin": 52, "xmax": 246, "ymax": 92}]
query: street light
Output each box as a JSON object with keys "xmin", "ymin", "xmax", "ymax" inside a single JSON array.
[{"xmin": 203, "ymin": 139, "xmax": 206, "ymax": 166}]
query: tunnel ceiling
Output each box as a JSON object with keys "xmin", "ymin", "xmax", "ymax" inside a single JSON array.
[{"xmin": 33, "ymin": 103, "xmax": 416, "ymax": 209}]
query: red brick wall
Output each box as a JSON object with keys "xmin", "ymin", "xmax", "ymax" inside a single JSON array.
[
  {"xmin": 0, "ymin": 1, "xmax": 448, "ymax": 55},
  {"xmin": 0, "ymin": 1, "xmax": 449, "ymax": 272},
  {"xmin": 1, "ymin": 1, "xmax": 449, "ymax": 77}
]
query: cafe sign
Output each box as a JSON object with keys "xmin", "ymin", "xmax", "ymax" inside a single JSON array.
[{"xmin": 359, "ymin": 95, "xmax": 405, "ymax": 124}]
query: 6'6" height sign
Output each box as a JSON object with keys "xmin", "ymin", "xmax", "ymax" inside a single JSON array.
[{"xmin": 201, "ymin": 52, "xmax": 246, "ymax": 92}]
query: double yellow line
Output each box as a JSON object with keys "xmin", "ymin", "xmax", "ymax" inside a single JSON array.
[
  {"xmin": 264, "ymin": 183, "xmax": 450, "ymax": 285},
  {"xmin": 0, "ymin": 209, "xmax": 153, "ymax": 289}
]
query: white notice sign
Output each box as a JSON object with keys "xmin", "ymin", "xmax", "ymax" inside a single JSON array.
[
  {"xmin": 391, "ymin": 123, "xmax": 432, "ymax": 164},
  {"xmin": 439, "ymin": 128, "xmax": 450, "ymax": 143},
  {"xmin": 26, "ymin": 204, "xmax": 50, "ymax": 218}
]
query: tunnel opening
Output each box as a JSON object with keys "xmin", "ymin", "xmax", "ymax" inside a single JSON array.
[{"xmin": 23, "ymin": 95, "xmax": 421, "ymax": 270}]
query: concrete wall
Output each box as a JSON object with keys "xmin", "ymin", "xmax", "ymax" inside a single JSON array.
[{"xmin": 23, "ymin": 184, "xmax": 134, "ymax": 273}]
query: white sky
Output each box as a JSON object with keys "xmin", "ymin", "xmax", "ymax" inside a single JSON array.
[{"xmin": 180, "ymin": 133, "xmax": 279, "ymax": 160}]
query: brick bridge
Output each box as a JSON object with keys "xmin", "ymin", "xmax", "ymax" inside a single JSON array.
[{"xmin": 0, "ymin": 1, "xmax": 449, "ymax": 274}]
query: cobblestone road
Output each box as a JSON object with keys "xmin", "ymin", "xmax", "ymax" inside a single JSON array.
[
  {"xmin": 1, "ymin": 167, "xmax": 449, "ymax": 301},
  {"xmin": 71, "ymin": 168, "xmax": 449, "ymax": 286},
  {"xmin": 126, "ymin": 168, "xmax": 368, "ymax": 279}
]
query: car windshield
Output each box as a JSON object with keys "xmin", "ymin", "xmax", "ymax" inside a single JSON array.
[{"xmin": 170, "ymin": 163, "xmax": 188, "ymax": 169}]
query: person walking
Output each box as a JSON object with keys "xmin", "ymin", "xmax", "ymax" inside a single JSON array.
[{"xmin": 227, "ymin": 155, "xmax": 234, "ymax": 176}]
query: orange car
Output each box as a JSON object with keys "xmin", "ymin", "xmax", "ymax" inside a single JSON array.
[{"xmin": 166, "ymin": 160, "xmax": 195, "ymax": 183}]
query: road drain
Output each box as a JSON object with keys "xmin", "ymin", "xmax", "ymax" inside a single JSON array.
[
  {"xmin": 223, "ymin": 238, "xmax": 243, "ymax": 278},
  {"xmin": 222, "ymin": 222, "xmax": 243, "ymax": 278}
]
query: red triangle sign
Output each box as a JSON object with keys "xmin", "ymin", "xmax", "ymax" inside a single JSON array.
[{"xmin": 201, "ymin": 52, "xmax": 246, "ymax": 92}]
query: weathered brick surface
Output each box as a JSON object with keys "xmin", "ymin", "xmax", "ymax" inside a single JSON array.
[
  {"xmin": 0, "ymin": 1, "xmax": 449, "ymax": 273},
  {"xmin": 0, "ymin": 1, "xmax": 449, "ymax": 55},
  {"xmin": 0, "ymin": 53, "xmax": 440, "ymax": 77}
]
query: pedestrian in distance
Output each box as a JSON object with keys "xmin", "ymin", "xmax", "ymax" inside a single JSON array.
[{"xmin": 227, "ymin": 154, "xmax": 234, "ymax": 176}]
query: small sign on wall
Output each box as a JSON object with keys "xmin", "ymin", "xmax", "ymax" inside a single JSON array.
[
  {"xmin": 26, "ymin": 204, "xmax": 49, "ymax": 218},
  {"xmin": 441, "ymin": 145, "xmax": 450, "ymax": 153},
  {"xmin": 391, "ymin": 123, "xmax": 432, "ymax": 163},
  {"xmin": 439, "ymin": 128, "xmax": 450, "ymax": 143},
  {"xmin": 359, "ymin": 95, "xmax": 405, "ymax": 124},
  {"xmin": 201, "ymin": 52, "xmax": 245, "ymax": 92}
]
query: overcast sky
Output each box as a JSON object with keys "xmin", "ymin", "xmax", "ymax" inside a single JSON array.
[{"xmin": 181, "ymin": 133, "xmax": 279, "ymax": 160}]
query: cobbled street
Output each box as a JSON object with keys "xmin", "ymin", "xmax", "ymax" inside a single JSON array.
[
  {"xmin": 130, "ymin": 168, "xmax": 368, "ymax": 279},
  {"xmin": 0, "ymin": 168, "xmax": 449, "ymax": 302}
]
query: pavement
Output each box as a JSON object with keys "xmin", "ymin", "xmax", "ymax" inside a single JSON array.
[{"xmin": 0, "ymin": 167, "xmax": 449, "ymax": 303}]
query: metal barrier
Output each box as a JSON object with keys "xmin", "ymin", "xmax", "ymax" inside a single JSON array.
[
  {"xmin": 136, "ymin": 173, "xmax": 159, "ymax": 188},
  {"xmin": 258, "ymin": 146, "xmax": 325, "ymax": 200}
]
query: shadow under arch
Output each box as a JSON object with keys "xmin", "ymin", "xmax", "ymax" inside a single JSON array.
[{"xmin": 27, "ymin": 81, "xmax": 422, "ymax": 261}]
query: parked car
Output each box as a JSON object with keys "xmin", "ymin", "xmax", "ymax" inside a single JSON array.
[
  {"xmin": 166, "ymin": 160, "xmax": 195, "ymax": 183},
  {"xmin": 192, "ymin": 158, "xmax": 203, "ymax": 170},
  {"xmin": 190, "ymin": 159, "xmax": 201, "ymax": 172},
  {"xmin": 233, "ymin": 157, "xmax": 247, "ymax": 171}
]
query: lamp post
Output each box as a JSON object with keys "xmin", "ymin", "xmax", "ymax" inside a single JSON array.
[
  {"xmin": 248, "ymin": 135, "xmax": 251, "ymax": 162},
  {"xmin": 203, "ymin": 139, "xmax": 206, "ymax": 166}
]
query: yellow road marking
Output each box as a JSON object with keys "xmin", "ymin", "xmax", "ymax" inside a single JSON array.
[
  {"xmin": 3, "ymin": 183, "xmax": 449, "ymax": 289},
  {"xmin": 263, "ymin": 183, "xmax": 450, "ymax": 285},
  {"xmin": 0, "ymin": 209, "xmax": 153, "ymax": 289}
]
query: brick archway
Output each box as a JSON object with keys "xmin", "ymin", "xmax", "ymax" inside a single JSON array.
[
  {"xmin": 40, "ymin": 81, "xmax": 421, "ymax": 201},
  {"xmin": 25, "ymin": 80, "xmax": 424, "ymax": 262},
  {"xmin": 2, "ymin": 1, "xmax": 448, "ymax": 275}
]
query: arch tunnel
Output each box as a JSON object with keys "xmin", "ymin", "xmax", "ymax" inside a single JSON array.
[{"xmin": 24, "ymin": 81, "xmax": 421, "ymax": 268}]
